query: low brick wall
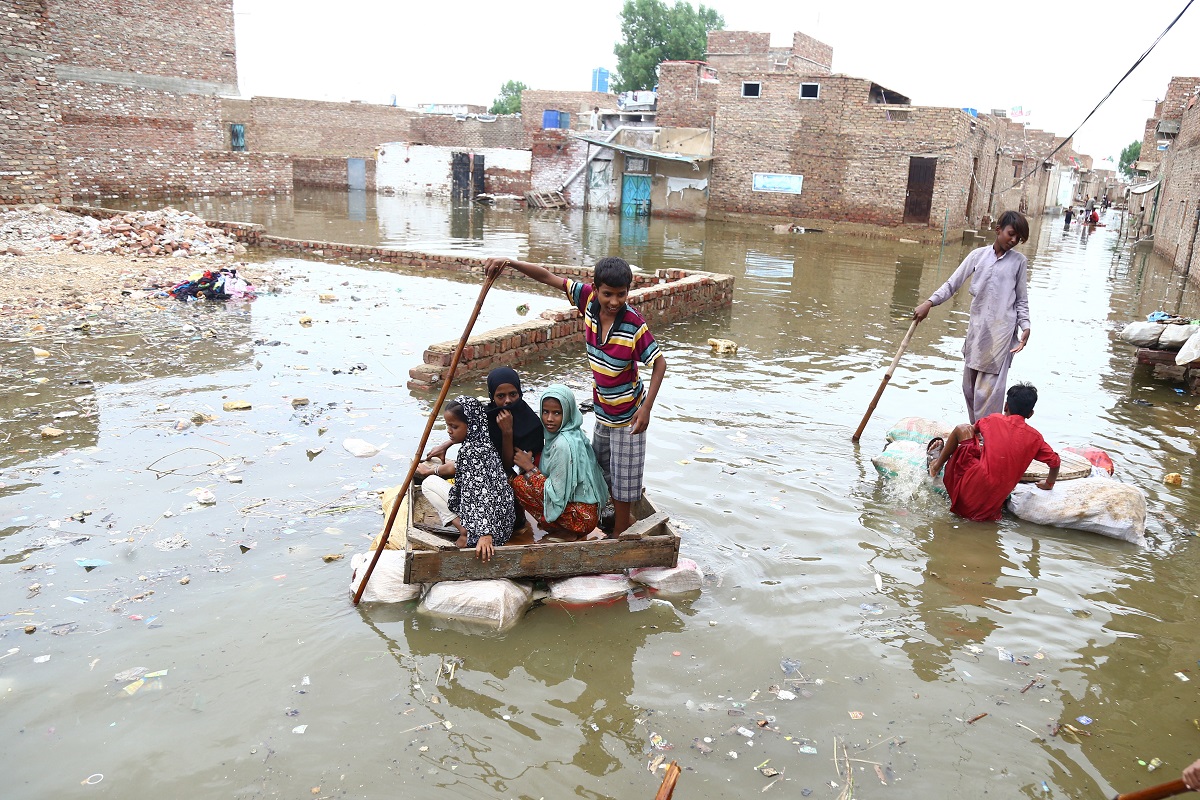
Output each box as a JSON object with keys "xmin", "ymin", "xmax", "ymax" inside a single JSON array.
[
  {"xmin": 293, "ymin": 157, "xmax": 376, "ymax": 191},
  {"xmin": 248, "ymin": 235, "xmax": 734, "ymax": 391},
  {"xmin": 409, "ymin": 267, "xmax": 733, "ymax": 391},
  {"xmin": 62, "ymin": 151, "xmax": 293, "ymax": 199}
]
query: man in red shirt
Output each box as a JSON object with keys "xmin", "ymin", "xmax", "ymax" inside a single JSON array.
[{"xmin": 927, "ymin": 383, "xmax": 1060, "ymax": 522}]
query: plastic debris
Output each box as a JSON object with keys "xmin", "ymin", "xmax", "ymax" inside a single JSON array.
[
  {"xmin": 1164, "ymin": 473, "xmax": 1183, "ymax": 486},
  {"xmin": 292, "ymin": 725, "xmax": 308, "ymax": 734},
  {"xmin": 34, "ymin": 655, "xmax": 51, "ymax": 663},
  {"xmin": 222, "ymin": 400, "xmax": 252, "ymax": 412},
  {"xmin": 1076, "ymin": 716, "xmax": 1093, "ymax": 725},
  {"xmin": 343, "ymin": 438, "xmax": 383, "ymax": 458},
  {"xmin": 74, "ymin": 558, "xmax": 111, "ymax": 570},
  {"xmin": 848, "ymin": 711, "xmax": 863, "ymax": 720},
  {"xmin": 708, "ymin": 337, "xmax": 739, "ymax": 355}
]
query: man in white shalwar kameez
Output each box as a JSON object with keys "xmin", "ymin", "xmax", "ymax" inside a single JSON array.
[{"xmin": 914, "ymin": 211, "xmax": 1031, "ymax": 423}]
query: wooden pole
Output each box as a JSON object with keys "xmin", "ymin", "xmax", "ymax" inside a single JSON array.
[
  {"xmin": 654, "ymin": 761, "xmax": 681, "ymax": 800},
  {"xmin": 352, "ymin": 271, "xmax": 498, "ymax": 605},
  {"xmin": 1112, "ymin": 778, "xmax": 1192, "ymax": 800},
  {"xmin": 851, "ymin": 318, "xmax": 920, "ymax": 442}
]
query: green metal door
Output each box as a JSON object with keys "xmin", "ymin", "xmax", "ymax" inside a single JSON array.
[{"xmin": 621, "ymin": 174, "xmax": 651, "ymax": 216}]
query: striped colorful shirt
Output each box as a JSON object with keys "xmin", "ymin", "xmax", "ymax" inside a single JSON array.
[{"xmin": 565, "ymin": 279, "xmax": 662, "ymax": 427}]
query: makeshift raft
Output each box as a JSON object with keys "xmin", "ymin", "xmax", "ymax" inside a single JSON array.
[
  {"xmin": 396, "ymin": 485, "xmax": 680, "ymax": 584},
  {"xmin": 873, "ymin": 417, "xmax": 1147, "ymax": 545}
]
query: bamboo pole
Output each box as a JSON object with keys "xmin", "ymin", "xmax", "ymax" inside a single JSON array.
[
  {"xmin": 1112, "ymin": 778, "xmax": 1192, "ymax": 800},
  {"xmin": 352, "ymin": 271, "xmax": 498, "ymax": 605},
  {"xmin": 851, "ymin": 319, "xmax": 920, "ymax": 442}
]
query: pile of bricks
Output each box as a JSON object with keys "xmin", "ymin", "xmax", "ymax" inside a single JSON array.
[{"xmin": 0, "ymin": 206, "xmax": 243, "ymax": 258}]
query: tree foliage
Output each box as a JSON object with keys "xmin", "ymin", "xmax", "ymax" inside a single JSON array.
[
  {"xmin": 612, "ymin": 0, "xmax": 724, "ymax": 93},
  {"xmin": 489, "ymin": 80, "xmax": 528, "ymax": 115},
  {"xmin": 1118, "ymin": 139, "xmax": 1142, "ymax": 179}
]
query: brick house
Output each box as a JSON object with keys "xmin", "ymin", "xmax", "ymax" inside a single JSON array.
[{"xmin": 650, "ymin": 30, "xmax": 1087, "ymax": 230}]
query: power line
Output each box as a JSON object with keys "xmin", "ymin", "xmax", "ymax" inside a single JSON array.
[{"xmin": 992, "ymin": 0, "xmax": 1195, "ymax": 197}]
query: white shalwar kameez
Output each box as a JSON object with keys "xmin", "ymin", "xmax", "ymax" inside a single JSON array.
[{"xmin": 926, "ymin": 245, "xmax": 1030, "ymax": 423}]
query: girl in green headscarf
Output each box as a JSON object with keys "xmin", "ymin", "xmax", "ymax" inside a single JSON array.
[{"xmin": 512, "ymin": 385, "xmax": 610, "ymax": 539}]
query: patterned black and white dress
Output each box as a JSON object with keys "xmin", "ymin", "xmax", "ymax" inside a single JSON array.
[{"xmin": 447, "ymin": 396, "xmax": 516, "ymax": 546}]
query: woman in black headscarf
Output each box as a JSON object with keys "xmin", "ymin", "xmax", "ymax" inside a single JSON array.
[
  {"xmin": 485, "ymin": 366, "xmax": 544, "ymax": 470},
  {"xmin": 419, "ymin": 366, "xmax": 544, "ymax": 479}
]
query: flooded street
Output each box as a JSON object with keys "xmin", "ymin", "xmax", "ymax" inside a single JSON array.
[{"xmin": 4, "ymin": 192, "xmax": 1199, "ymax": 799}]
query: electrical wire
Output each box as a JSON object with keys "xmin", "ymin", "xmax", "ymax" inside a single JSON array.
[{"xmin": 992, "ymin": 0, "xmax": 1195, "ymax": 197}]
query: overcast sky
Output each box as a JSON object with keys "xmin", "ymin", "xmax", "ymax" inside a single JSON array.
[{"xmin": 233, "ymin": 0, "xmax": 1200, "ymax": 163}]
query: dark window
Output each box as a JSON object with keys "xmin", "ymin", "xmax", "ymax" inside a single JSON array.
[
  {"xmin": 230, "ymin": 123, "xmax": 246, "ymax": 152},
  {"xmin": 799, "ymin": 83, "xmax": 819, "ymax": 99},
  {"xmin": 1013, "ymin": 160, "xmax": 1023, "ymax": 179},
  {"xmin": 741, "ymin": 82, "xmax": 761, "ymax": 98}
]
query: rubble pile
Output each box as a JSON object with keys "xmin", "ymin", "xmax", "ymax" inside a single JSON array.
[{"xmin": 0, "ymin": 205, "xmax": 244, "ymax": 259}]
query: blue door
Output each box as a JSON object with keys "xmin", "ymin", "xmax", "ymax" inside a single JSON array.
[
  {"xmin": 347, "ymin": 158, "xmax": 366, "ymax": 191},
  {"xmin": 621, "ymin": 174, "xmax": 651, "ymax": 216}
]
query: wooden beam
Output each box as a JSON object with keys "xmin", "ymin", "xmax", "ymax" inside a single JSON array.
[
  {"xmin": 405, "ymin": 534, "xmax": 680, "ymax": 583},
  {"xmin": 408, "ymin": 528, "xmax": 458, "ymax": 552},
  {"xmin": 618, "ymin": 512, "xmax": 669, "ymax": 540}
]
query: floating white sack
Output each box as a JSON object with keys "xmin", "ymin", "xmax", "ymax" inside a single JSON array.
[
  {"xmin": 1119, "ymin": 322, "xmax": 1165, "ymax": 348},
  {"xmin": 420, "ymin": 579, "xmax": 532, "ymax": 630},
  {"xmin": 343, "ymin": 438, "xmax": 383, "ymax": 458},
  {"xmin": 547, "ymin": 573, "xmax": 632, "ymax": 604},
  {"xmin": 1006, "ymin": 478, "xmax": 1146, "ymax": 545},
  {"xmin": 1159, "ymin": 324, "xmax": 1200, "ymax": 349},
  {"xmin": 1177, "ymin": 330, "xmax": 1200, "ymax": 365},
  {"xmin": 885, "ymin": 417, "xmax": 953, "ymax": 445},
  {"xmin": 629, "ymin": 558, "xmax": 703, "ymax": 594},
  {"xmin": 349, "ymin": 551, "xmax": 423, "ymax": 603}
]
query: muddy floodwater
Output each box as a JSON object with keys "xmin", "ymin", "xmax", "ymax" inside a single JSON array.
[{"xmin": 4, "ymin": 192, "xmax": 1199, "ymax": 799}]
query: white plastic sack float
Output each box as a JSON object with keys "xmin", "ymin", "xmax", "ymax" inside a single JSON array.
[{"xmin": 419, "ymin": 579, "xmax": 534, "ymax": 632}]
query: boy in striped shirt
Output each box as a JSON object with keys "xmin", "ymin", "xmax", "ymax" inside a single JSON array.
[{"xmin": 485, "ymin": 256, "xmax": 666, "ymax": 536}]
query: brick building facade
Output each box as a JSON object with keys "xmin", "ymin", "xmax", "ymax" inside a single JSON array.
[
  {"xmin": 1138, "ymin": 77, "xmax": 1200, "ymax": 281},
  {"xmin": 651, "ymin": 30, "xmax": 1085, "ymax": 229}
]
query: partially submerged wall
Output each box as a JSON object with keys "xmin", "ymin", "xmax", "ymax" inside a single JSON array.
[
  {"xmin": 293, "ymin": 157, "xmax": 376, "ymax": 191},
  {"xmin": 62, "ymin": 152, "xmax": 291, "ymax": 198},
  {"xmin": 375, "ymin": 143, "xmax": 532, "ymax": 197}
]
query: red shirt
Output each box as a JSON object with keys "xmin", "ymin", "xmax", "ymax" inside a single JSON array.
[{"xmin": 944, "ymin": 413, "xmax": 1061, "ymax": 522}]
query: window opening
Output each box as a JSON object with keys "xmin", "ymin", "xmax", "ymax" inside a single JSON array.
[
  {"xmin": 799, "ymin": 83, "xmax": 819, "ymax": 100},
  {"xmin": 741, "ymin": 82, "xmax": 761, "ymax": 98}
]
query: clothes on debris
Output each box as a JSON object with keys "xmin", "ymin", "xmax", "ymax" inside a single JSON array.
[{"xmin": 170, "ymin": 268, "xmax": 255, "ymax": 302}]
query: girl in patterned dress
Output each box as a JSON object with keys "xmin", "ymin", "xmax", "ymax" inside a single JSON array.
[{"xmin": 443, "ymin": 396, "xmax": 515, "ymax": 562}]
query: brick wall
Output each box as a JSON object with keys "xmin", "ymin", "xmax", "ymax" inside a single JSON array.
[
  {"xmin": 48, "ymin": 0, "xmax": 237, "ymax": 87},
  {"xmin": 705, "ymin": 30, "xmax": 833, "ymax": 75},
  {"xmin": 293, "ymin": 157, "xmax": 376, "ymax": 191},
  {"xmin": 530, "ymin": 130, "xmax": 588, "ymax": 205},
  {"xmin": 1151, "ymin": 91, "xmax": 1200, "ymax": 281},
  {"xmin": 656, "ymin": 62, "xmax": 718, "ymax": 128},
  {"xmin": 411, "ymin": 115, "xmax": 530, "ymax": 150},
  {"xmin": 224, "ymin": 96, "xmax": 415, "ymax": 158},
  {"xmin": 790, "ymin": 32, "xmax": 833, "ymax": 72},
  {"xmin": 521, "ymin": 90, "xmax": 614, "ymax": 134},
  {"xmin": 62, "ymin": 151, "xmax": 292, "ymax": 197},
  {"xmin": 0, "ymin": 0, "xmax": 63, "ymax": 205}
]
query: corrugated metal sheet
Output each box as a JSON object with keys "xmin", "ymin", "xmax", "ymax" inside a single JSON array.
[{"xmin": 572, "ymin": 134, "xmax": 713, "ymax": 164}]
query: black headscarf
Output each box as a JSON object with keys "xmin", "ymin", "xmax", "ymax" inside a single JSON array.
[
  {"xmin": 446, "ymin": 396, "xmax": 515, "ymax": 546},
  {"xmin": 485, "ymin": 367, "xmax": 544, "ymax": 457}
]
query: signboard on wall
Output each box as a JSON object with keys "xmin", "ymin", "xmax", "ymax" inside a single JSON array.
[{"xmin": 753, "ymin": 173, "xmax": 804, "ymax": 194}]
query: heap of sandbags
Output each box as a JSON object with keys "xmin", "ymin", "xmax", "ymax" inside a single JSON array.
[
  {"xmin": 349, "ymin": 551, "xmax": 423, "ymax": 603},
  {"xmin": 1119, "ymin": 321, "xmax": 1200, "ymax": 351}
]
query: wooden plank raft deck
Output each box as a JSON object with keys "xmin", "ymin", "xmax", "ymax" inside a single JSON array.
[{"xmin": 403, "ymin": 490, "xmax": 680, "ymax": 583}]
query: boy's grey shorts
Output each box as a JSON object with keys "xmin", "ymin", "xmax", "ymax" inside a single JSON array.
[{"xmin": 591, "ymin": 422, "xmax": 646, "ymax": 503}]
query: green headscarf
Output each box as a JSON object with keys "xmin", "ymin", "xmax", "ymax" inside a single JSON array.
[{"xmin": 539, "ymin": 385, "xmax": 610, "ymax": 522}]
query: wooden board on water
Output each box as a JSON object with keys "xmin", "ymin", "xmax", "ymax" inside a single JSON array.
[
  {"xmin": 1021, "ymin": 449, "xmax": 1093, "ymax": 482},
  {"xmin": 403, "ymin": 492, "xmax": 680, "ymax": 583}
]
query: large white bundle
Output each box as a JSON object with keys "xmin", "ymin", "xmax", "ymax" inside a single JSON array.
[
  {"xmin": 349, "ymin": 551, "xmax": 423, "ymax": 603},
  {"xmin": 1159, "ymin": 324, "xmax": 1200, "ymax": 349},
  {"xmin": 547, "ymin": 573, "xmax": 632, "ymax": 604},
  {"xmin": 629, "ymin": 558, "xmax": 703, "ymax": 594},
  {"xmin": 420, "ymin": 579, "xmax": 533, "ymax": 630},
  {"xmin": 1006, "ymin": 478, "xmax": 1146, "ymax": 545},
  {"xmin": 885, "ymin": 417, "xmax": 954, "ymax": 445},
  {"xmin": 1177, "ymin": 330, "xmax": 1200, "ymax": 365},
  {"xmin": 1119, "ymin": 322, "xmax": 1164, "ymax": 348}
]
